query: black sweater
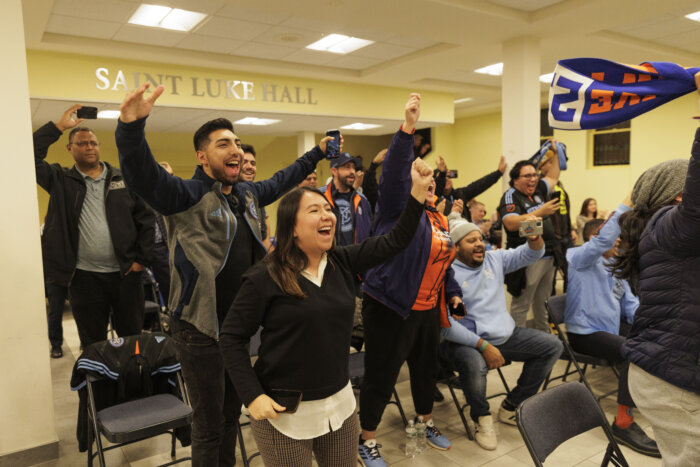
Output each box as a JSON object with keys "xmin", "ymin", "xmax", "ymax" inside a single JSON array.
[{"xmin": 220, "ymin": 196, "xmax": 424, "ymax": 405}]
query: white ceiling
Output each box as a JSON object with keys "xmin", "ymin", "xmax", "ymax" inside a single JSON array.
[{"xmin": 23, "ymin": 0, "xmax": 700, "ymax": 135}]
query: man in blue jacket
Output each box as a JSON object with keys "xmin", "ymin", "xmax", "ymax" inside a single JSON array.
[
  {"xmin": 565, "ymin": 195, "xmax": 659, "ymax": 458},
  {"xmin": 319, "ymin": 152, "xmax": 372, "ymax": 246},
  {"xmin": 115, "ymin": 83, "xmax": 332, "ymax": 467},
  {"xmin": 440, "ymin": 209, "xmax": 562, "ymax": 451}
]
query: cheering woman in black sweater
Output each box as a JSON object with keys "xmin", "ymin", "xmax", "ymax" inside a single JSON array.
[{"xmin": 220, "ymin": 155, "xmax": 435, "ymax": 466}]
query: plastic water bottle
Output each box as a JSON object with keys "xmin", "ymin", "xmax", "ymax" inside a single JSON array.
[
  {"xmin": 416, "ymin": 416, "xmax": 427, "ymax": 453},
  {"xmin": 405, "ymin": 419, "xmax": 417, "ymax": 457}
]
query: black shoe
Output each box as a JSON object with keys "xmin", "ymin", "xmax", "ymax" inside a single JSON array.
[
  {"xmin": 50, "ymin": 345, "xmax": 63, "ymax": 359},
  {"xmin": 434, "ymin": 386, "xmax": 444, "ymax": 402},
  {"xmin": 611, "ymin": 420, "xmax": 661, "ymax": 458}
]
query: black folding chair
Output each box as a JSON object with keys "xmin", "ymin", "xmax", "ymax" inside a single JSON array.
[
  {"xmin": 81, "ymin": 334, "xmax": 192, "ymax": 467},
  {"xmin": 349, "ymin": 351, "xmax": 408, "ymax": 426},
  {"xmin": 517, "ymin": 382, "xmax": 629, "ymax": 466},
  {"xmin": 437, "ymin": 351, "xmax": 511, "ymax": 440},
  {"xmin": 543, "ymin": 294, "xmax": 619, "ymax": 401}
]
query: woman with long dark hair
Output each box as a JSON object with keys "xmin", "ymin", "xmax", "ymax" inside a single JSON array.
[
  {"xmin": 219, "ymin": 158, "xmax": 435, "ymax": 466},
  {"xmin": 610, "ymin": 75, "xmax": 700, "ymax": 465},
  {"xmin": 576, "ymin": 198, "xmax": 605, "ymax": 244}
]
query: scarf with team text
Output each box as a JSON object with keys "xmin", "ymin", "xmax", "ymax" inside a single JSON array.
[{"xmin": 547, "ymin": 58, "xmax": 700, "ymax": 130}]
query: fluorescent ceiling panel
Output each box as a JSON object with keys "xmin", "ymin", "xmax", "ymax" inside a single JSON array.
[
  {"xmin": 97, "ymin": 110, "xmax": 120, "ymax": 119},
  {"xmin": 340, "ymin": 123, "xmax": 382, "ymax": 130},
  {"xmin": 306, "ymin": 34, "xmax": 374, "ymax": 54},
  {"xmin": 129, "ymin": 4, "xmax": 206, "ymax": 31},
  {"xmin": 235, "ymin": 117, "xmax": 280, "ymax": 126},
  {"xmin": 474, "ymin": 62, "xmax": 503, "ymax": 76}
]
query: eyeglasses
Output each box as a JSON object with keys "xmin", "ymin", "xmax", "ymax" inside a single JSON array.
[
  {"xmin": 71, "ymin": 141, "xmax": 100, "ymax": 148},
  {"xmin": 519, "ymin": 173, "xmax": 538, "ymax": 180}
]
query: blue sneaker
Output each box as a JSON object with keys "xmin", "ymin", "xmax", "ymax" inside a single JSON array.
[
  {"xmin": 425, "ymin": 419, "xmax": 451, "ymax": 450},
  {"xmin": 358, "ymin": 438, "xmax": 387, "ymax": 467}
]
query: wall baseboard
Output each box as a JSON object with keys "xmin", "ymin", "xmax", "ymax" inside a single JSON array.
[{"xmin": 0, "ymin": 440, "xmax": 58, "ymax": 467}]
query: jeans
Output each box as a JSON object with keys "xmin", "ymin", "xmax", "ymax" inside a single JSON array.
[
  {"xmin": 442, "ymin": 327, "xmax": 562, "ymax": 421},
  {"xmin": 69, "ymin": 269, "xmax": 144, "ymax": 347},
  {"xmin": 45, "ymin": 281, "xmax": 67, "ymax": 347},
  {"xmin": 510, "ymin": 257, "xmax": 555, "ymax": 330},
  {"xmin": 172, "ymin": 319, "xmax": 240, "ymax": 467}
]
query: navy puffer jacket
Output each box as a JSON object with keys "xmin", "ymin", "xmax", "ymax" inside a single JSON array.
[{"xmin": 621, "ymin": 128, "xmax": 700, "ymax": 394}]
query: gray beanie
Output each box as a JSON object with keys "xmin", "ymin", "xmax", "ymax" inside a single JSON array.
[
  {"xmin": 448, "ymin": 213, "xmax": 481, "ymax": 245},
  {"xmin": 631, "ymin": 159, "xmax": 688, "ymax": 212}
]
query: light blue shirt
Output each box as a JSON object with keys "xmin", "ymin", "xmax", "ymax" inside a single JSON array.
[
  {"xmin": 565, "ymin": 204, "xmax": 638, "ymax": 335},
  {"xmin": 442, "ymin": 242, "xmax": 544, "ymax": 347}
]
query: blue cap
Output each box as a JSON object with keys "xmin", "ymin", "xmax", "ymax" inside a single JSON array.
[{"xmin": 330, "ymin": 152, "xmax": 361, "ymax": 169}]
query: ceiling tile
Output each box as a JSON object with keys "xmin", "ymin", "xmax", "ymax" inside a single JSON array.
[
  {"xmin": 250, "ymin": 25, "xmax": 323, "ymax": 48},
  {"xmin": 352, "ymin": 42, "xmax": 415, "ymax": 60},
  {"xmin": 45, "ymin": 14, "xmax": 122, "ymax": 40},
  {"xmin": 175, "ymin": 34, "xmax": 243, "ymax": 54},
  {"xmin": 231, "ymin": 42, "xmax": 298, "ymax": 60},
  {"xmin": 325, "ymin": 55, "xmax": 382, "ymax": 70},
  {"xmin": 384, "ymin": 34, "xmax": 437, "ymax": 50},
  {"xmin": 112, "ymin": 24, "xmax": 187, "ymax": 47},
  {"xmin": 217, "ymin": 4, "xmax": 291, "ymax": 25},
  {"xmin": 617, "ymin": 17, "xmax": 698, "ymax": 40},
  {"xmin": 654, "ymin": 28, "xmax": 700, "ymax": 53},
  {"xmin": 194, "ymin": 16, "xmax": 271, "ymax": 40},
  {"xmin": 279, "ymin": 15, "xmax": 342, "ymax": 34},
  {"xmin": 281, "ymin": 49, "xmax": 338, "ymax": 66},
  {"xmin": 158, "ymin": 0, "xmax": 227, "ymax": 15},
  {"xmin": 487, "ymin": 0, "xmax": 564, "ymax": 12},
  {"xmin": 51, "ymin": 0, "xmax": 137, "ymax": 22}
]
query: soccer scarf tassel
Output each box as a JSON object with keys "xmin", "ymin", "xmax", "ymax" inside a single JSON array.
[{"xmin": 547, "ymin": 58, "xmax": 700, "ymax": 130}]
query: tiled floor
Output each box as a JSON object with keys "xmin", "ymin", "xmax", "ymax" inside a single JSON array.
[{"xmin": 35, "ymin": 309, "xmax": 663, "ymax": 467}]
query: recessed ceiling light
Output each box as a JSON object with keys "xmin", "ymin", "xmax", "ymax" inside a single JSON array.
[
  {"xmin": 475, "ymin": 63, "xmax": 503, "ymax": 76},
  {"xmin": 306, "ymin": 34, "xmax": 374, "ymax": 54},
  {"xmin": 685, "ymin": 10, "xmax": 700, "ymax": 22},
  {"xmin": 129, "ymin": 4, "xmax": 206, "ymax": 31},
  {"xmin": 539, "ymin": 73, "xmax": 554, "ymax": 83},
  {"xmin": 234, "ymin": 117, "xmax": 280, "ymax": 126},
  {"xmin": 97, "ymin": 110, "xmax": 120, "ymax": 119},
  {"xmin": 340, "ymin": 123, "xmax": 382, "ymax": 130},
  {"xmin": 453, "ymin": 97, "xmax": 473, "ymax": 104}
]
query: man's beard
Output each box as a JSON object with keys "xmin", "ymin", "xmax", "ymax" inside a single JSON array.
[{"xmin": 210, "ymin": 164, "xmax": 239, "ymax": 186}]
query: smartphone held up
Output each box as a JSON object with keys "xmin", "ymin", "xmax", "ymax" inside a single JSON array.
[{"xmin": 325, "ymin": 129, "xmax": 341, "ymax": 159}]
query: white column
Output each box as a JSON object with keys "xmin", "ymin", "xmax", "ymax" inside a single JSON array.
[
  {"xmin": 0, "ymin": 0, "xmax": 58, "ymax": 463},
  {"xmin": 297, "ymin": 130, "xmax": 315, "ymax": 156},
  {"xmin": 501, "ymin": 36, "xmax": 541, "ymax": 189}
]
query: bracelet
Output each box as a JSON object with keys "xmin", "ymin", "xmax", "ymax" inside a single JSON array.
[{"xmin": 478, "ymin": 341, "xmax": 489, "ymax": 353}]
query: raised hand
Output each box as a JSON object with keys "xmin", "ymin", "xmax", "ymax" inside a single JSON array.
[
  {"xmin": 436, "ymin": 198, "xmax": 446, "ymax": 214},
  {"xmin": 403, "ymin": 93, "xmax": 421, "ymax": 133},
  {"xmin": 120, "ymin": 82, "xmax": 165, "ymax": 123},
  {"xmin": 451, "ymin": 199, "xmax": 464, "ymax": 215},
  {"xmin": 498, "ymin": 155, "xmax": 507, "ymax": 174},
  {"xmin": 373, "ymin": 148, "xmax": 388, "ymax": 165},
  {"xmin": 55, "ymin": 104, "xmax": 84, "ymax": 132},
  {"xmin": 410, "ymin": 158, "xmax": 433, "ymax": 203},
  {"xmin": 436, "ymin": 155, "xmax": 447, "ymax": 173}
]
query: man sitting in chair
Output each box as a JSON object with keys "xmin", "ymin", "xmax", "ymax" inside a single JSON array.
[
  {"xmin": 440, "ymin": 201, "xmax": 562, "ymax": 451},
  {"xmin": 564, "ymin": 193, "xmax": 660, "ymax": 458}
]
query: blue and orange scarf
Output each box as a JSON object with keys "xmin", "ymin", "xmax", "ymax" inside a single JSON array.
[{"xmin": 547, "ymin": 58, "xmax": 700, "ymax": 130}]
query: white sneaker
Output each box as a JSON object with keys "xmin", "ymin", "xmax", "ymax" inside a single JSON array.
[
  {"xmin": 498, "ymin": 404, "xmax": 517, "ymax": 426},
  {"xmin": 475, "ymin": 415, "xmax": 497, "ymax": 451}
]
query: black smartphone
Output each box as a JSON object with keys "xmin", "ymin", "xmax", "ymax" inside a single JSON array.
[
  {"xmin": 76, "ymin": 106, "xmax": 98, "ymax": 119},
  {"xmin": 269, "ymin": 389, "xmax": 302, "ymax": 414},
  {"xmin": 447, "ymin": 169, "xmax": 458, "ymax": 179},
  {"xmin": 325, "ymin": 129, "xmax": 340, "ymax": 159},
  {"xmin": 551, "ymin": 191, "xmax": 561, "ymax": 202},
  {"xmin": 450, "ymin": 302, "xmax": 466, "ymax": 318}
]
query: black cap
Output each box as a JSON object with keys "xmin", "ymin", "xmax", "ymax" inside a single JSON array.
[{"xmin": 330, "ymin": 152, "xmax": 361, "ymax": 169}]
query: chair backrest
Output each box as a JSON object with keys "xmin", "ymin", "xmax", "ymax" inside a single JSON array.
[
  {"xmin": 517, "ymin": 382, "xmax": 618, "ymax": 464},
  {"xmin": 545, "ymin": 293, "xmax": 567, "ymax": 326}
]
